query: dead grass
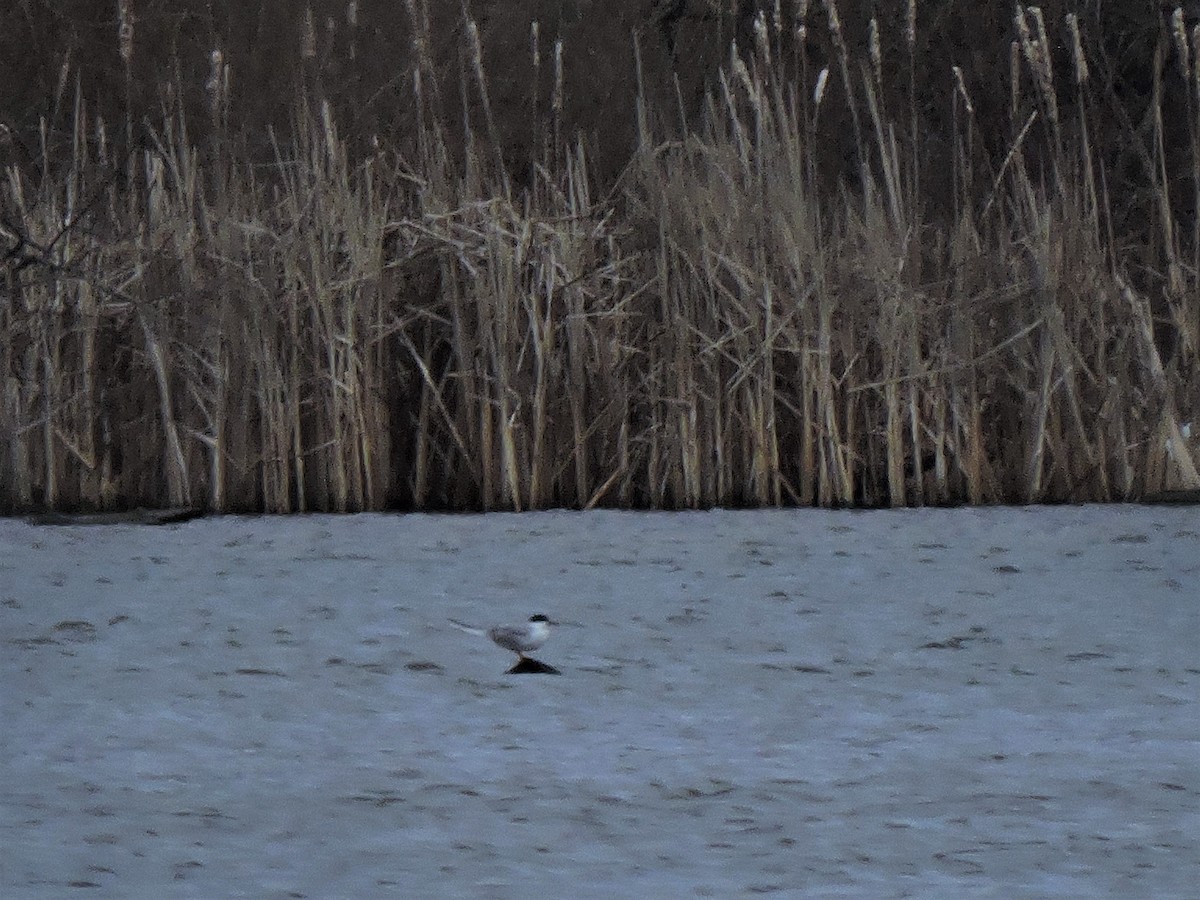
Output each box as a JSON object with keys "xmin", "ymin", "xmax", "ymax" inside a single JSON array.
[{"xmin": 1, "ymin": 4, "xmax": 1197, "ymax": 512}]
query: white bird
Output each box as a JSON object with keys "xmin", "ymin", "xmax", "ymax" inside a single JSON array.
[{"xmin": 449, "ymin": 614, "xmax": 555, "ymax": 659}]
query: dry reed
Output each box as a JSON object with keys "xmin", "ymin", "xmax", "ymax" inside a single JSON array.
[{"xmin": 1, "ymin": 4, "xmax": 1197, "ymax": 513}]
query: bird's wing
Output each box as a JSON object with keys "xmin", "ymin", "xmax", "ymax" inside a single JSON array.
[{"xmin": 447, "ymin": 617, "xmax": 487, "ymax": 637}]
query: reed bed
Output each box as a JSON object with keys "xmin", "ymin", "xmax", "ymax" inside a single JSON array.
[{"xmin": 1, "ymin": 3, "xmax": 1197, "ymax": 512}]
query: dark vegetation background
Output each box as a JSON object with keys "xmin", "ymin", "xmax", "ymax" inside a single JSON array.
[
  {"xmin": 1, "ymin": 2, "xmax": 1187, "ymax": 208},
  {"xmin": 2, "ymin": 1, "xmax": 1198, "ymax": 512}
]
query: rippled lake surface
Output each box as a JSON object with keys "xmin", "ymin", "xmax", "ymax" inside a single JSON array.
[{"xmin": 3, "ymin": 507, "xmax": 1198, "ymax": 897}]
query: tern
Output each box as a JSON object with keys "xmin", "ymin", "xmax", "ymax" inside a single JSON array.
[{"xmin": 449, "ymin": 614, "xmax": 555, "ymax": 660}]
